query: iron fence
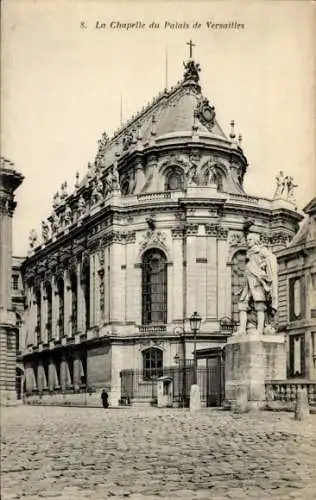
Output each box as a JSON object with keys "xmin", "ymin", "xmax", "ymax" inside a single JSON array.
[{"xmin": 120, "ymin": 362, "xmax": 224, "ymax": 407}]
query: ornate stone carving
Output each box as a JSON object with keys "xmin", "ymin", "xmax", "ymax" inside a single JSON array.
[
  {"xmin": 139, "ymin": 229, "xmax": 168, "ymax": 255},
  {"xmin": 183, "ymin": 59, "xmax": 201, "ymax": 83},
  {"xmin": 235, "ymin": 232, "xmax": 278, "ymax": 336},
  {"xmin": 64, "ymin": 204, "xmax": 72, "ymax": 227},
  {"xmin": 185, "ymin": 224, "xmax": 199, "ymax": 236},
  {"xmin": 95, "ymin": 132, "xmax": 109, "ymax": 168},
  {"xmin": 41, "ymin": 220, "xmax": 50, "ymax": 243},
  {"xmin": 60, "ymin": 182, "xmax": 68, "ymax": 200},
  {"xmin": 122, "ymin": 131, "xmax": 134, "ymax": 151},
  {"xmin": 50, "ymin": 212, "xmax": 60, "ymax": 236},
  {"xmin": 28, "ymin": 229, "xmax": 38, "ymax": 249},
  {"xmin": 273, "ymin": 171, "xmax": 298, "ymax": 202},
  {"xmin": 205, "ymin": 224, "xmax": 228, "ymax": 240},
  {"xmin": 91, "ymin": 178, "xmax": 104, "ymax": 205},
  {"xmin": 171, "ymin": 227, "xmax": 185, "ymax": 239},
  {"xmin": 186, "ymin": 164, "xmax": 199, "ymax": 186},
  {"xmin": 270, "ymin": 231, "xmax": 292, "ymax": 247},
  {"xmin": 228, "ymin": 232, "xmax": 245, "ymax": 248},
  {"xmin": 76, "ymin": 195, "xmax": 86, "ymax": 218},
  {"xmin": 195, "ymin": 97, "xmax": 216, "ymax": 130}
]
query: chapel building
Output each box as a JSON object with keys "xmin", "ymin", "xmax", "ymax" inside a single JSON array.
[{"xmin": 20, "ymin": 53, "xmax": 302, "ymax": 406}]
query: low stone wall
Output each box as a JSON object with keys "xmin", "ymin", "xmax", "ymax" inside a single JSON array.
[
  {"xmin": 265, "ymin": 381, "xmax": 316, "ymax": 413},
  {"xmin": 24, "ymin": 391, "xmax": 102, "ymax": 408}
]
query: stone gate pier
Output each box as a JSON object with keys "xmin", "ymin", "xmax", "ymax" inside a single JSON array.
[{"xmin": 225, "ymin": 329, "xmax": 286, "ymax": 410}]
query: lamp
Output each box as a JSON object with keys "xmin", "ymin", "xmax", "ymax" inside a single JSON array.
[
  {"xmin": 219, "ymin": 316, "xmax": 236, "ymax": 334},
  {"xmin": 189, "ymin": 311, "xmax": 202, "ymax": 385}
]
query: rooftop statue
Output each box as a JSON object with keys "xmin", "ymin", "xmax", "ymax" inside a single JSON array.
[
  {"xmin": 273, "ymin": 171, "xmax": 297, "ymax": 202},
  {"xmin": 41, "ymin": 220, "xmax": 50, "ymax": 243},
  {"xmin": 236, "ymin": 232, "xmax": 278, "ymax": 335},
  {"xmin": 64, "ymin": 204, "xmax": 72, "ymax": 226},
  {"xmin": 77, "ymin": 195, "xmax": 86, "ymax": 217},
  {"xmin": 50, "ymin": 212, "xmax": 60, "ymax": 236},
  {"xmin": 183, "ymin": 59, "xmax": 201, "ymax": 83},
  {"xmin": 28, "ymin": 229, "xmax": 38, "ymax": 249}
]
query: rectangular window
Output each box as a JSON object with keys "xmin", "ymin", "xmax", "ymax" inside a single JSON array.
[
  {"xmin": 289, "ymin": 276, "xmax": 305, "ymax": 322},
  {"xmin": 12, "ymin": 275, "xmax": 19, "ymax": 290},
  {"xmin": 289, "ymin": 334, "xmax": 305, "ymax": 377}
]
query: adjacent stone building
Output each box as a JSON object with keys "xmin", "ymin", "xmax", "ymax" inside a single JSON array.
[
  {"xmin": 19, "ymin": 55, "xmax": 302, "ymax": 406},
  {"xmin": 0, "ymin": 157, "xmax": 24, "ymax": 406},
  {"xmin": 277, "ymin": 197, "xmax": 316, "ymax": 380}
]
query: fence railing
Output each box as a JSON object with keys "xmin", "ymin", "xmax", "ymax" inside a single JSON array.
[
  {"xmin": 265, "ymin": 381, "xmax": 316, "ymax": 409},
  {"xmin": 120, "ymin": 364, "xmax": 224, "ymax": 407}
]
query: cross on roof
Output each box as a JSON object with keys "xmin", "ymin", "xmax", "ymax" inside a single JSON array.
[{"xmin": 186, "ymin": 39, "xmax": 196, "ymax": 59}]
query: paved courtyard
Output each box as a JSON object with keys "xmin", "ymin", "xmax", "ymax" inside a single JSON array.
[{"xmin": 1, "ymin": 406, "xmax": 316, "ymax": 500}]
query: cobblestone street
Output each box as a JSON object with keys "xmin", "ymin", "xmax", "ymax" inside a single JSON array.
[{"xmin": 1, "ymin": 406, "xmax": 316, "ymax": 500}]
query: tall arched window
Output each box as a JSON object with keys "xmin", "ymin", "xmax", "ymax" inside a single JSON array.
[
  {"xmin": 81, "ymin": 257, "xmax": 90, "ymax": 331},
  {"xmin": 70, "ymin": 272, "xmax": 77, "ymax": 335},
  {"xmin": 45, "ymin": 282, "xmax": 52, "ymax": 341},
  {"xmin": 35, "ymin": 287, "xmax": 41, "ymax": 344},
  {"xmin": 57, "ymin": 277, "xmax": 64, "ymax": 336},
  {"xmin": 142, "ymin": 249, "xmax": 167, "ymax": 325},
  {"xmin": 231, "ymin": 250, "xmax": 247, "ymax": 324},
  {"xmin": 143, "ymin": 347, "xmax": 163, "ymax": 380}
]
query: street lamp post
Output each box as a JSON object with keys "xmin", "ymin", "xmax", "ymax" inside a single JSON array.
[
  {"xmin": 189, "ymin": 312, "xmax": 202, "ymax": 411},
  {"xmin": 190, "ymin": 311, "xmax": 202, "ymax": 385}
]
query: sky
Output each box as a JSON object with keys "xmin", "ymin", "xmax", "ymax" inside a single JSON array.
[{"xmin": 1, "ymin": 0, "xmax": 315, "ymax": 256}]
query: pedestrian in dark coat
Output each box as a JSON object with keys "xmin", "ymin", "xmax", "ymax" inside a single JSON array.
[{"xmin": 101, "ymin": 389, "xmax": 109, "ymax": 409}]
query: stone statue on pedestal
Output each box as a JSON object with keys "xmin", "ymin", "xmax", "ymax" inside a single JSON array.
[{"xmin": 236, "ymin": 232, "xmax": 278, "ymax": 335}]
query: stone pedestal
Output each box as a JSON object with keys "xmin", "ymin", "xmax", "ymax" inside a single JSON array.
[
  {"xmin": 189, "ymin": 384, "xmax": 201, "ymax": 412},
  {"xmin": 225, "ymin": 329, "xmax": 286, "ymax": 410}
]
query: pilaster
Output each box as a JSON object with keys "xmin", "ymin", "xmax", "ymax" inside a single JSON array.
[
  {"xmin": 217, "ymin": 236, "xmax": 230, "ymax": 319},
  {"xmin": 172, "ymin": 236, "xmax": 184, "ymax": 321},
  {"xmin": 110, "ymin": 241, "xmax": 126, "ymax": 323},
  {"xmin": 126, "ymin": 242, "xmax": 136, "ymax": 323},
  {"xmin": 51, "ymin": 277, "xmax": 59, "ymax": 340},
  {"xmin": 206, "ymin": 234, "xmax": 217, "ymax": 319},
  {"xmin": 77, "ymin": 262, "xmax": 85, "ymax": 333},
  {"xmin": 41, "ymin": 281, "xmax": 47, "ymax": 343},
  {"xmin": 64, "ymin": 270, "xmax": 71, "ymax": 337}
]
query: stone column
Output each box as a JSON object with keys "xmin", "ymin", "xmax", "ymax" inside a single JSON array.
[
  {"xmin": 90, "ymin": 253, "xmax": 96, "ymax": 327},
  {"xmin": 51, "ymin": 277, "xmax": 58, "ymax": 340},
  {"xmin": 109, "ymin": 343, "xmax": 122, "ymax": 406},
  {"xmin": 37, "ymin": 358, "xmax": 45, "ymax": 394},
  {"xmin": 73, "ymin": 350, "xmax": 82, "ymax": 390},
  {"xmin": 77, "ymin": 262, "xmax": 85, "ymax": 334},
  {"xmin": 64, "ymin": 270, "xmax": 71, "ymax": 337},
  {"xmin": 41, "ymin": 281, "xmax": 47, "ymax": 343},
  {"xmin": 0, "ymin": 158, "xmax": 23, "ymax": 406},
  {"xmin": 60, "ymin": 351, "xmax": 70, "ymax": 390},
  {"xmin": 48, "ymin": 357, "xmax": 57, "ymax": 391}
]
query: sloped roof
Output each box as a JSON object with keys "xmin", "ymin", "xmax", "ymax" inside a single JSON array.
[
  {"xmin": 80, "ymin": 61, "xmax": 230, "ymax": 187},
  {"xmin": 289, "ymin": 197, "xmax": 316, "ymax": 247}
]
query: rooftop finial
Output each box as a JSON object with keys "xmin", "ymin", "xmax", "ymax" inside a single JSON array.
[
  {"xmin": 75, "ymin": 171, "xmax": 80, "ymax": 189},
  {"xmin": 229, "ymin": 120, "xmax": 236, "ymax": 140},
  {"xmin": 186, "ymin": 39, "xmax": 196, "ymax": 59}
]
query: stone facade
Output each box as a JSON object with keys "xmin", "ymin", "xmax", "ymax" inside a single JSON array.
[
  {"xmin": 0, "ymin": 157, "xmax": 24, "ymax": 406},
  {"xmin": 19, "ymin": 56, "xmax": 301, "ymax": 406},
  {"xmin": 277, "ymin": 197, "xmax": 316, "ymax": 380}
]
